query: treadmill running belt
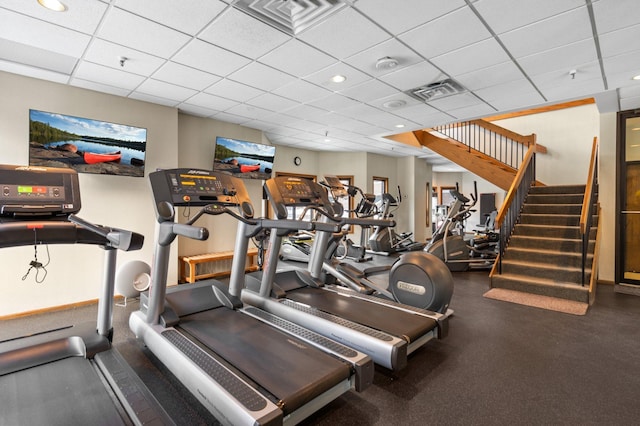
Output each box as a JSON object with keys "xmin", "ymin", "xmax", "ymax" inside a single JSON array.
[
  {"xmin": 287, "ymin": 287, "xmax": 438, "ymax": 342},
  {"xmin": 0, "ymin": 357, "xmax": 127, "ymax": 425},
  {"xmin": 180, "ymin": 308, "xmax": 351, "ymax": 415}
]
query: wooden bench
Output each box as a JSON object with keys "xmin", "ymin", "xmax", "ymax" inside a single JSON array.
[{"xmin": 179, "ymin": 247, "xmax": 259, "ymax": 283}]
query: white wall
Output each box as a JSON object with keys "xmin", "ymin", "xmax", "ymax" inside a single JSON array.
[
  {"xmin": 0, "ymin": 71, "xmax": 177, "ymax": 316},
  {"xmin": 494, "ymin": 104, "xmax": 599, "ymax": 185}
]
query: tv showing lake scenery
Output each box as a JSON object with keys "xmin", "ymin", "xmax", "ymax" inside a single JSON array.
[
  {"xmin": 29, "ymin": 109, "xmax": 147, "ymax": 177},
  {"xmin": 213, "ymin": 136, "xmax": 275, "ymax": 180}
]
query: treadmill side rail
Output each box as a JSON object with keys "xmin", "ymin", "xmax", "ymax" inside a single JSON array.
[{"xmin": 130, "ymin": 311, "xmax": 282, "ymax": 426}]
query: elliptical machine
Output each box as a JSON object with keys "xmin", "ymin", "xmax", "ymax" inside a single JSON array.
[
  {"xmin": 424, "ymin": 182, "xmax": 498, "ymax": 272},
  {"xmin": 368, "ymin": 188, "xmax": 425, "ymax": 254},
  {"xmin": 318, "ymin": 176, "xmax": 454, "ymax": 314}
]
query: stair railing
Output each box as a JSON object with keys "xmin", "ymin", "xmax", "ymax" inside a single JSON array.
[
  {"xmin": 580, "ymin": 136, "xmax": 599, "ymax": 286},
  {"xmin": 430, "ymin": 119, "xmax": 538, "ymax": 170},
  {"xmin": 494, "ymin": 142, "xmax": 537, "ymax": 274}
]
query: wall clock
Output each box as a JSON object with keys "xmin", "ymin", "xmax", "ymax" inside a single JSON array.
[{"xmin": 293, "ymin": 156, "xmax": 302, "ymax": 166}]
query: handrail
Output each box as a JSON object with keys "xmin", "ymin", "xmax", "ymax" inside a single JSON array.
[
  {"xmin": 580, "ymin": 136, "xmax": 599, "ymax": 286},
  {"xmin": 494, "ymin": 141, "xmax": 537, "ymax": 274},
  {"xmin": 430, "ymin": 119, "xmax": 540, "ymax": 170}
]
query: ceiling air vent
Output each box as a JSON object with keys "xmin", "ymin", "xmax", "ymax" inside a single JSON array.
[
  {"xmin": 233, "ymin": 0, "xmax": 352, "ymax": 36},
  {"xmin": 405, "ymin": 79, "xmax": 466, "ymax": 102}
]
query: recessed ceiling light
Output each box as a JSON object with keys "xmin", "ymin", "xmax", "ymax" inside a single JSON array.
[
  {"xmin": 633, "ymin": 74, "xmax": 640, "ymax": 81},
  {"xmin": 38, "ymin": 0, "xmax": 68, "ymax": 12},
  {"xmin": 395, "ymin": 124, "xmax": 405, "ymax": 128},
  {"xmin": 330, "ymin": 75, "xmax": 346, "ymax": 83}
]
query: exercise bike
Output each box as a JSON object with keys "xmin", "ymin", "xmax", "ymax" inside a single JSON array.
[
  {"xmin": 314, "ymin": 176, "xmax": 454, "ymax": 314},
  {"xmin": 424, "ymin": 182, "xmax": 498, "ymax": 272}
]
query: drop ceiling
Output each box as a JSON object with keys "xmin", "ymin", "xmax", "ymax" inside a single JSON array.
[{"xmin": 1, "ymin": 0, "xmax": 639, "ymax": 172}]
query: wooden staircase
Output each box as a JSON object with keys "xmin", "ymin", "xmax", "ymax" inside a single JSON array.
[
  {"xmin": 386, "ymin": 119, "xmax": 546, "ymax": 191},
  {"xmin": 491, "ymin": 185, "xmax": 598, "ymax": 304}
]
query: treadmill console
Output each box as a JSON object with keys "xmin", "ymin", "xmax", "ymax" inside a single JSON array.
[
  {"xmin": 264, "ymin": 176, "xmax": 335, "ymax": 220},
  {"xmin": 322, "ymin": 175, "xmax": 348, "ymax": 199},
  {"xmin": 149, "ymin": 168, "xmax": 254, "ymax": 216},
  {"xmin": 0, "ymin": 164, "xmax": 80, "ymax": 219}
]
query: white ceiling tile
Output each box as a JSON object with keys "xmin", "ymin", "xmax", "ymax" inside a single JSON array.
[
  {"xmin": 128, "ymin": 91, "xmax": 180, "ymax": 107},
  {"xmin": 258, "ymin": 39, "xmax": 337, "ymax": 77},
  {"xmin": 271, "ymin": 79, "xmax": 332, "ymax": 103},
  {"xmin": 114, "ymin": 0, "xmax": 227, "ymax": 35},
  {"xmin": 228, "ymin": 62, "xmax": 296, "ymax": 92},
  {"xmin": 135, "ymin": 79, "xmax": 198, "ymax": 102},
  {"xmin": 246, "ymin": 93, "xmax": 300, "ymax": 111},
  {"xmin": 303, "ymin": 63, "xmax": 371, "ymax": 91},
  {"xmin": 0, "ymin": 39, "xmax": 77, "ymax": 74},
  {"xmin": 280, "ymin": 104, "xmax": 328, "ymax": 121},
  {"xmin": 338, "ymin": 79, "xmax": 397, "ymax": 103},
  {"xmin": 1, "ymin": 0, "xmax": 109, "ymax": 34},
  {"xmin": 602, "ymin": 51, "xmax": 640, "ymax": 77},
  {"xmin": 298, "ymin": 8, "xmax": 390, "ymax": 59},
  {"xmin": 379, "ymin": 61, "xmax": 445, "ymax": 91},
  {"xmin": 518, "ymin": 39, "xmax": 597, "ymax": 77},
  {"xmin": 83, "ymin": 39, "xmax": 166, "ymax": 75},
  {"xmin": 354, "ymin": 0, "xmax": 466, "ymax": 34},
  {"xmin": 199, "ymin": 7, "xmax": 290, "ymax": 58},
  {"xmin": 531, "ymin": 60, "xmax": 602, "ymax": 89},
  {"xmin": 474, "ymin": 0, "xmax": 585, "ymax": 34},
  {"xmin": 152, "ymin": 62, "xmax": 222, "ymax": 91},
  {"xmin": 541, "ymin": 78, "xmax": 605, "ymax": 102},
  {"xmin": 69, "ymin": 77, "xmax": 132, "ymax": 97},
  {"xmin": 485, "ymin": 90, "xmax": 546, "ymax": 112},
  {"xmin": 368, "ymin": 92, "xmax": 422, "ymax": 111},
  {"xmin": 0, "ymin": 8, "xmax": 91, "ymax": 57},
  {"xmin": 210, "ymin": 111, "xmax": 251, "ymax": 124},
  {"xmin": 427, "ymin": 92, "xmax": 484, "ymax": 111},
  {"xmin": 226, "ymin": 103, "xmax": 278, "ymax": 121},
  {"xmin": 178, "ymin": 103, "xmax": 219, "ymax": 117},
  {"xmin": 173, "ymin": 39, "xmax": 252, "ymax": 76},
  {"xmin": 499, "ymin": 7, "xmax": 593, "ymax": 58},
  {"xmin": 98, "ymin": 8, "xmax": 191, "ymax": 58},
  {"xmin": 447, "ymin": 101, "xmax": 496, "ymax": 120},
  {"xmin": 620, "ymin": 95, "xmax": 640, "ymax": 111},
  {"xmin": 186, "ymin": 92, "xmax": 239, "ymax": 111},
  {"xmin": 205, "ymin": 78, "xmax": 264, "ymax": 102},
  {"xmin": 431, "ymin": 38, "xmax": 510, "ymax": 77},
  {"xmin": 74, "ymin": 61, "xmax": 145, "ymax": 90},
  {"xmin": 308, "ymin": 93, "xmax": 363, "ymax": 112},
  {"xmin": 456, "ymin": 61, "xmax": 523, "ymax": 91},
  {"xmin": 389, "ymin": 103, "xmax": 442, "ymax": 123},
  {"xmin": 344, "ymin": 39, "xmax": 424, "ymax": 77},
  {"xmin": 475, "ymin": 79, "xmax": 539, "ymax": 102},
  {"xmin": 593, "ymin": 0, "xmax": 640, "ymax": 34},
  {"xmin": 312, "ymin": 112, "xmax": 351, "ymax": 126},
  {"xmin": 599, "ymin": 24, "xmax": 640, "ymax": 59},
  {"xmin": 399, "ymin": 7, "xmax": 492, "ymax": 59}
]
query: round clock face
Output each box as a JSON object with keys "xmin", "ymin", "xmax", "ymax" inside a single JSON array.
[{"xmin": 294, "ymin": 156, "xmax": 301, "ymax": 166}]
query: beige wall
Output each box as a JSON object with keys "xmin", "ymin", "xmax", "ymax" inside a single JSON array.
[{"xmin": 0, "ymin": 71, "xmax": 177, "ymax": 316}]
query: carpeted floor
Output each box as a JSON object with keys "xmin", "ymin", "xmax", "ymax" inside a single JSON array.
[
  {"xmin": 483, "ymin": 288, "xmax": 589, "ymax": 315},
  {"xmin": 3, "ymin": 270, "xmax": 640, "ymax": 425}
]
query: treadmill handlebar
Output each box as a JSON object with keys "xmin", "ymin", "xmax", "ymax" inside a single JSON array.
[
  {"xmin": 68, "ymin": 214, "xmax": 144, "ymax": 251},
  {"xmin": 171, "ymin": 223, "xmax": 209, "ymax": 241}
]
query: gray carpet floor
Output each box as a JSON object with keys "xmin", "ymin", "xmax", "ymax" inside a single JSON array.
[{"xmin": 3, "ymin": 270, "xmax": 640, "ymax": 425}]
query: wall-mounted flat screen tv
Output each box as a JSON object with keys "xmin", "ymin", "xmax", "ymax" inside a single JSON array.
[
  {"xmin": 213, "ymin": 136, "xmax": 275, "ymax": 180},
  {"xmin": 28, "ymin": 109, "xmax": 147, "ymax": 177}
]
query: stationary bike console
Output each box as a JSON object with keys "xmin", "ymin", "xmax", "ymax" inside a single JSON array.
[{"xmin": 0, "ymin": 165, "xmax": 80, "ymax": 219}]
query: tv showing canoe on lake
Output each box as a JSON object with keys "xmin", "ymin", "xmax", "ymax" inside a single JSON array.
[
  {"xmin": 28, "ymin": 109, "xmax": 147, "ymax": 177},
  {"xmin": 212, "ymin": 136, "xmax": 276, "ymax": 180}
]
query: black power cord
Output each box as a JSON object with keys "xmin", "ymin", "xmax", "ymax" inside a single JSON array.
[{"xmin": 21, "ymin": 229, "xmax": 50, "ymax": 283}]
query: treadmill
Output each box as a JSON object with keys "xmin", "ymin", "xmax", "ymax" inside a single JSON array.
[
  {"xmin": 0, "ymin": 165, "xmax": 172, "ymax": 425},
  {"xmin": 129, "ymin": 168, "xmax": 372, "ymax": 426},
  {"xmin": 241, "ymin": 176, "xmax": 448, "ymax": 371}
]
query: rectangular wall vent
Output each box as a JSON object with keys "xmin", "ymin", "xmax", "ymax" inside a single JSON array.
[{"xmin": 405, "ymin": 79, "xmax": 466, "ymax": 102}]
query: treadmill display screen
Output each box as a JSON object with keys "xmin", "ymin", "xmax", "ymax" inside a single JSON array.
[
  {"xmin": 149, "ymin": 168, "xmax": 252, "ymax": 208},
  {"xmin": 0, "ymin": 165, "xmax": 80, "ymax": 217}
]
